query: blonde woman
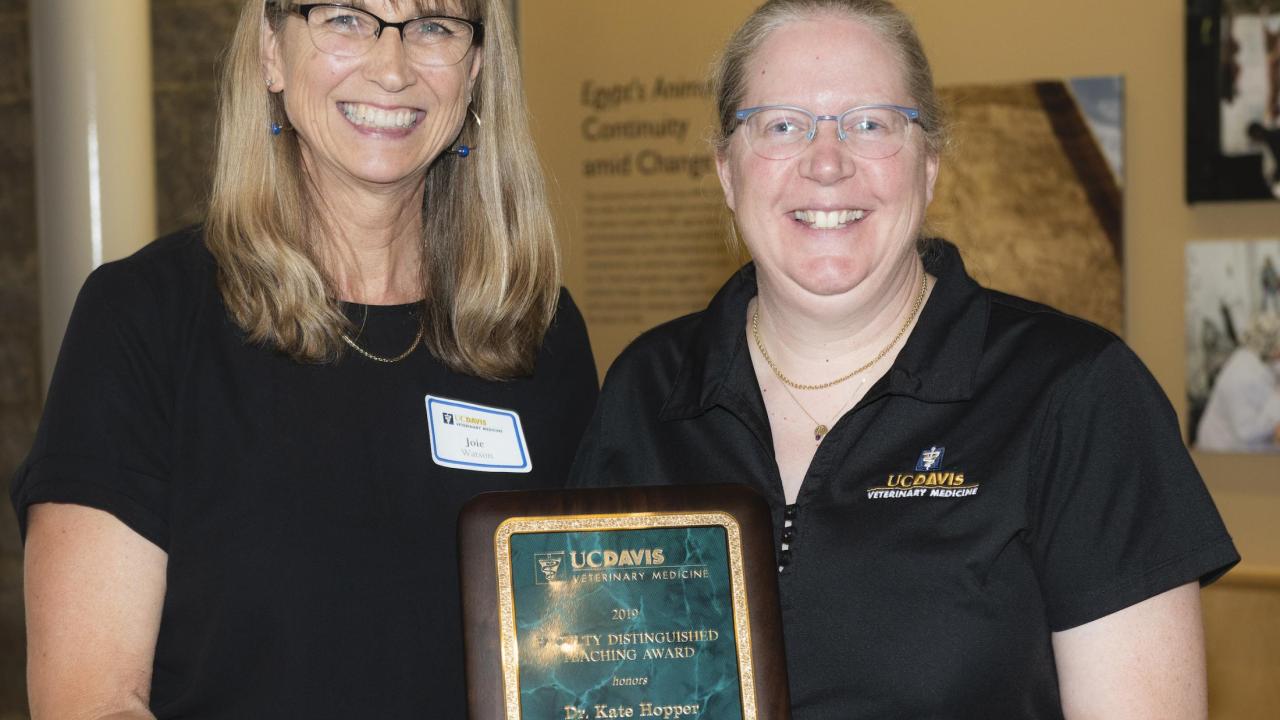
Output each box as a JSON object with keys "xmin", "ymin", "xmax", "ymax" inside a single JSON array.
[{"xmin": 12, "ymin": 1, "xmax": 596, "ymax": 717}]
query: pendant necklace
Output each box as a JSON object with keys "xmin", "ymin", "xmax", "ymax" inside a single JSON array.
[
  {"xmin": 751, "ymin": 272, "xmax": 929, "ymax": 442},
  {"xmin": 779, "ymin": 375, "xmax": 867, "ymax": 443},
  {"xmin": 751, "ymin": 271, "xmax": 928, "ymax": 390}
]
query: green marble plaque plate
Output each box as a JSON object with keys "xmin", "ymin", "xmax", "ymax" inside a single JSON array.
[{"xmin": 496, "ymin": 513, "xmax": 756, "ymax": 720}]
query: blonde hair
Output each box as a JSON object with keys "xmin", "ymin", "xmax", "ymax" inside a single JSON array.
[
  {"xmin": 206, "ymin": 0, "xmax": 560, "ymax": 379},
  {"xmin": 710, "ymin": 0, "xmax": 948, "ymax": 157}
]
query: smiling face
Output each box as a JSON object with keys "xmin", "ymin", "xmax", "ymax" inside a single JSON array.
[
  {"xmin": 262, "ymin": 0, "xmax": 481, "ymax": 193},
  {"xmin": 717, "ymin": 14, "xmax": 939, "ymax": 304}
]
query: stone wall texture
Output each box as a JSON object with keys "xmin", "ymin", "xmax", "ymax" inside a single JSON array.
[
  {"xmin": 154, "ymin": 0, "xmax": 243, "ymax": 235},
  {"xmin": 0, "ymin": 1, "xmax": 243, "ymax": 714},
  {"xmin": 0, "ymin": 0, "xmax": 36, "ymax": 714}
]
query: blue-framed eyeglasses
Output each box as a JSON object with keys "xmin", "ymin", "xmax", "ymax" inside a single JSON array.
[
  {"xmin": 733, "ymin": 104, "xmax": 921, "ymax": 160},
  {"xmin": 288, "ymin": 4, "xmax": 484, "ymax": 67}
]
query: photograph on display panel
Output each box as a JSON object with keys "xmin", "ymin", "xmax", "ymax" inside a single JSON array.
[
  {"xmin": 1185, "ymin": 239, "xmax": 1280, "ymax": 453},
  {"xmin": 1187, "ymin": 0, "xmax": 1280, "ymax": 201},
  {"xmin": 932, "ymin": 76, "xmax": 1125, "ymax": 334}
]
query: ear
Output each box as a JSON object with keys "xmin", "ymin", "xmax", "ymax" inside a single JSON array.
[
  {"xmin": 466, "ymin": 46, "xmax": 484, "ymax": 95},
  {"xmin": 924, "ymin": 151, "xmax": 940, "ymax": 205},
  {"xmin": 261, "ymin": 14, "xmax": 284, "ymax": 90},
  {"xmin": 715, "ymin": 149, "xmax": 737, "ymax": 212}
]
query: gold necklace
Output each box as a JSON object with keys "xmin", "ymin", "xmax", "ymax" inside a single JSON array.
[
  {"xmin": 779, "ymin": 376, "xmax": 867, "ymax": 443},
  {"xmin": 752, "ymin": 272, "xmax": 928, "ymax": 391},
  {"xmin": 340, "ymin": 298, "xmax": 424, "ymax": 361},
  {"xmin": 341, "ymin": 303, "xmax": 423, "ymax": 363},
  {"xmin": 341, "ymin": 327, "xmax": 423, "ymax": 363}
]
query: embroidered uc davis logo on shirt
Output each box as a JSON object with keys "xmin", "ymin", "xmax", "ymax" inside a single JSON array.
[
  {"xmin": 915, "ymin": 446, "xmax": 944, "ymax": 471},
  {"xmin": 868, "ymin": 446, "xmax": 980, "ymax": 500}
]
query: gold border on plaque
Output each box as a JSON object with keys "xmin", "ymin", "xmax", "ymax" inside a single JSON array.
[{"xmin": 493, "ymin": 512, "xmax": 758, "ymax": 720}]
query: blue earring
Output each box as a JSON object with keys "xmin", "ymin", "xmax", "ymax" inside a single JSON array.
[
  {"xmin": 266, "ymin": 77, "xmax": 282, "ymax": 136},
  {"xmin": 448, "ymin": 106, "xmax": 481, "ymax": 157}
]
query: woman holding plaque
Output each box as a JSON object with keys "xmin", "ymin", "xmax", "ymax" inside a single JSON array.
[
  {"xmin": 570, "ymin": 0, "xmax": 1238, "ymax": 716},
  {"xmin": 13, "ymin": 0, "xmax": 596, "ymax": 717}
]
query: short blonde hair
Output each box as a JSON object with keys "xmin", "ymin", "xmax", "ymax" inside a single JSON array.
[
  {"xmin": 206, "ymin": 0, "xmax": 559, "ymax": 379},
  {"xmin": 711, "ymin": 0, "xmax": 948, "ymax": 157},
  {"xmin": 710, "ymin": 0, "xmax": 948, "ymax": 256}
]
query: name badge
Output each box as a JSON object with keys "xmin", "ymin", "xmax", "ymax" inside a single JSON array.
[{"xmin": 426, "ymin": 395, "xmax": 532, "ymax": 473}]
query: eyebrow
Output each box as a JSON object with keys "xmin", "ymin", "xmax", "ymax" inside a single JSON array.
[
  {"xmin": 341, "ymin": 0, "xmax": 446, "ymax": 15},
  {"xmin": 353, "ymin": 0, "xmax": 454, "ymax": 15}
]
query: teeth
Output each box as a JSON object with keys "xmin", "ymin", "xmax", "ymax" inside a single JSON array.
[
  {"xmin": 340, "ymin": 103, "xmax": 418, "ymax": 129},
  {"xmin": 792, "ymin": 209, "xmax": 866, "ymax": 228}
]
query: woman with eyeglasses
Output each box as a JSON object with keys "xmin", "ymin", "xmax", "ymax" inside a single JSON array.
[
  {"xmin": 570, "ymin": 1, "xmax": 1237, "ymax": 716},
  {"xmin": 13, "ymin": 1, "xmax": 597, "ymax": 717}
]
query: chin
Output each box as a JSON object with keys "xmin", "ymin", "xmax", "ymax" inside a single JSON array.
[
  {"xmin": 344, "ymin": 159, "xmax": 430, "ymax": 186},
  {"xmin": 788, "ymin": 256, "xmax": 873, "ymax": 297}
]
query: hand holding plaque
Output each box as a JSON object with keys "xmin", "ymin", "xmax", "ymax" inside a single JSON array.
[{"xmin": 459, "ymin": 485, "xmax": 790, "ymax": 720}]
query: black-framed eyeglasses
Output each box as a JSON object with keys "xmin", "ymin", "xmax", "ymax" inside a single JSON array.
[
  {"xmin": 733, "ymin": 104, "xmax": 921, "ymax": 160},
  {"xmin": 290, "ymin": 4, "xmax": 484, "ymax": 67}
]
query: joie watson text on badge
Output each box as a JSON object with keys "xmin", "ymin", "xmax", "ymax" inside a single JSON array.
[
  {"xmin": 866, "ymin": 446, "xmax": 981, "ymax": 500},
  {"xmin": 425, "ymin": 395, "xmax": 532, "ymax": 473}
]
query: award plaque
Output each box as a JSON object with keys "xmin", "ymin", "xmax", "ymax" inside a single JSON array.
[{"xmin": 459, "ymin": 485, "xmax": 790, "ymax": 720}]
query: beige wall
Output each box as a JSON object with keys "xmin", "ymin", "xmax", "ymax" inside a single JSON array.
[
  {"xmin": 932, "ymin": 2, "xmax": 1280, "ymax": 704},
  {"xmin": 891, "ymin": 0, "xmax": 1280, "ymax": 570},
  {"xmin": 522, "ymin": 0, "xmax": 747, "ymax": 371},
  {"xmin": 531, "ymin": 4, "xmax": 1280, "ymax": 712},
  {"xmin": 1203, "ymin": 569, "xmax": 1280, "ymax": 717},
  {"xmin": 0, "ymin": 0, "xmax": 1273, "ymax": 714},
  {"xmin": 530, "ymin": 0, "xmax": 1279, "ymax": 567}
]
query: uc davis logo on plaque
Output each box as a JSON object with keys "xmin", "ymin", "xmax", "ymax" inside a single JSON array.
[{"xmin": 535, "ymin": 552, "xmax": 566, "ymax": 584}]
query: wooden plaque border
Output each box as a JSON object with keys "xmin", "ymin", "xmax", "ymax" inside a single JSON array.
[{"xmin": 458, "ymin": 484, "xmax": 791, "ymax": 720}]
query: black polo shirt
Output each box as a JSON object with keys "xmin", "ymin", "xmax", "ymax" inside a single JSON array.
[{"xmin": 569, "ymin": 241, "xmax": 1238, "ymax": 719}]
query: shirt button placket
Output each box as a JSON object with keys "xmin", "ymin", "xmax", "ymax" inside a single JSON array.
[{"xmin": 779, "ymin": 503, "xmax": 797, "ymax": 573}]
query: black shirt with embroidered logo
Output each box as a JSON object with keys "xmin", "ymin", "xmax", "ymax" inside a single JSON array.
[
  {"xmin": 10, "ymin": 227, "xmax": 599, "ymax": 718},
  {"xmin": 569, "ymin": 241, "xmax": 1238, "ymax": 719}
]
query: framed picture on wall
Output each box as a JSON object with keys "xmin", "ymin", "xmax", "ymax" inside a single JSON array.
[
  {"xmin": 931, "ymin": 76, "xmax": 1125, "ymax": 335},
  {"xmin": 1186, "ymin": 0, "xmax": 1280, "ymax": 202},
  {"xmin": 1185, "ymin": 239, "xmax": 1280, "ymax": 453}
]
